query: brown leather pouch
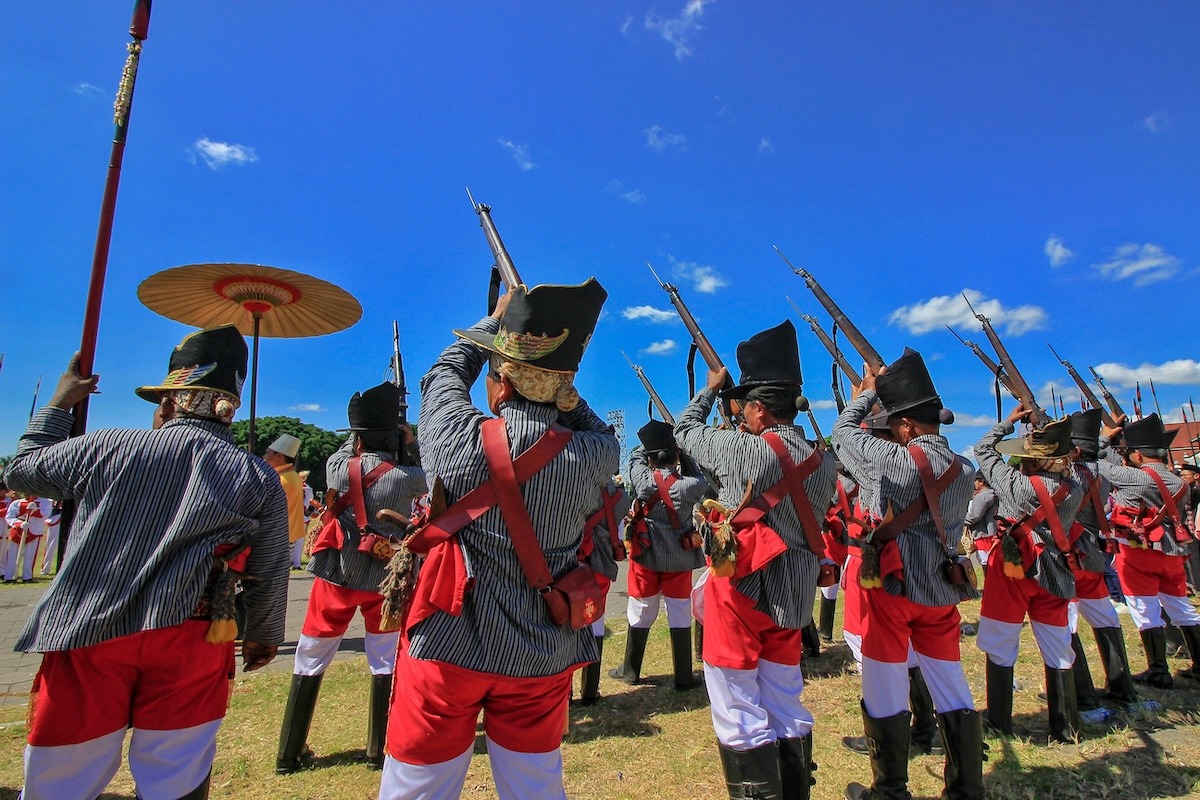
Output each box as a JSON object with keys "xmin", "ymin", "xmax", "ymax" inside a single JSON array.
[
  {"xmin": 817, "ymin": 562, "xmax": 840, "ymax": 587},
  {"xmin": 543, "ymin": 564, "xmax": 606, "ymax": 629},
  {"xmin": 680, "ymin": 531, "xmax": 703, "ymax": 550}
]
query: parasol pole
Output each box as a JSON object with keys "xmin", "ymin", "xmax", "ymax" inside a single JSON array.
[
  {"xmin": 60, "ymin": 0, "xmax": 153, "ymax": 566},
  {"xmin": 248, "ymin": 312, "xmax": 262, "ymax": 453}
]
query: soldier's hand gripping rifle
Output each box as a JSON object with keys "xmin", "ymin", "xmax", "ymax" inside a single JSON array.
[
  {"xmin": 466, "ymin": 187, "xmax": 524, "ymax": 292},
  {"xmin": 1088, "ymin": 366, "xmax": 1125, "ymax": 420},
  {"xmin": 648, "ymin": 262, "xmax": 734, "ymax": 427},
  {"xmin": 775, "ymin": 246, "xmax": 886, "ymax": 374},
  {"xmin": 623, "ymin": 351, "xmax": 675, "ymax": 424},
  {"xmin": 1048, "ymin": 344, "xmax": 1116, "ymax": 427},
  {"xmin": 961, "ymin": 293, "xmax": 1048, "ymax": 428}
]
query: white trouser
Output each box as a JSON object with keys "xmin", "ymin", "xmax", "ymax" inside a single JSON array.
[
  {"xmin": 976, "ymin": 619, "xmax": 1074, "ymax": 669},
  {"xmin": 627, "ymin": 594, "xmax": 692, "ymax": 629},
  {"xmin": 293, "ymin": 631, "xmax": 399, "ymax": 676},
  {"xmin": 820, "ymin": 583, "xmax": 839, "ymax": 601},
  {"xmin": 39, "ymin": 527, "xmax": 58, "ymax": 574},
  {"xmin": 378, "ymin": 737, "xmax": 566, "ymax": 800},
  {"xmin": 704, "ymin": 659, "xmax": 813, "ymax": 750},
  {"xmin": 1074, "ymin": 597, "xmax": 1121, "ymax": 630},
  {"xmin": 1126, "ymin": 592, "xmax": 1200, "ymax": 632},
  {"xmin": 3, "ymin": 539, "xmax": 38, "ymax": 581},
  {"xmin": 844, "ymin": 631, "xmax": 863, "ymax": 667},
  {"xmin": 589, "ymin": 615, "xmax": 606, "ymax": 637},
  {"xmin": 290, "ymin": 539, "xmax": 305, "ymax": 569},
  {"xmin": 21, "ymin": 720, "xmax": 219, "ymax": 800},
  {"xmin": 862, "ymin": 654, "xmax": 975, "ymax": 718}
]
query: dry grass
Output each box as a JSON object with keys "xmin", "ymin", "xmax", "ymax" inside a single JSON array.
[{"xmin": 2, "ymin": 598, "xmax": 1200, "ymax": 799}]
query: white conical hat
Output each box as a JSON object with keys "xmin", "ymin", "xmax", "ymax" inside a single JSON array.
[{"xmin": 268, "ymin": 433, "xmax": 301, "ymax": 459}]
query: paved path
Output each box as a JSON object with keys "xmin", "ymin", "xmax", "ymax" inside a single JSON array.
[{"xmin": 0, "ymin": 564, "xmax": 634, "ymax": 708}]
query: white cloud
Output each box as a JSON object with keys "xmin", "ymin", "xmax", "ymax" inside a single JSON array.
[
  {"xmin": 73, "ymin": 83, "xmax": 103, "ymax": 96},
  {"xmin": 808, "ymin": 399, "xmax": 837, "ymax": 410},
  {"xmin": 1143, "ymin": 112, "xmax": 1172, "ymax": 133},
  {"xmin": 642, "ymin": 339, "xmax": 678, "ymax": 356},
  {"xmin": 757, "ymin": 137, "xmax": 774, "ymax": 154},
  {"xmin": 953, "ymin": 413, "xmax": 1002, "ymax": 428},
  {"xmin": 1090, "ymin": 359, "xmax": 1200, "ymax": 388},
  {"xmin": 645, "ymin": 0, "xmax": 711, "ymax": 59},
  {"xmin": 1044, "ymin": 236, "xmax": 1074, "ymax": 267},
  {"xmin": 497, "ymin": 139, "xmax": 536, "ymax": 170},
  {"xmin": 620, "ymin": 15, "xmax": 634, "ymax": 36},
  {"xmin": 1092, "ymin": 243, "xmax": 1181, "ymax": 286},
  {"xmin": 671, "ymin": 257, "xmax": 727, "ymax": 294},
  {"xmin": 889, "ymin": 288, "xmax": 1047, "ymax": 336},
  {"xmin": 623, "ymin": 305, "xmax": 677, "ymax": 323},
  {"xmin": 622, "ymin": 189, "xmax": 647, "ymax": 204},
  {"xmin": 645, "ymin": 125, "xmax": 687, "ymax": 152},
  {"xmin": 191, "ymin": 138, "xmax": 258, "ymax": 169},
  {"xmin": 290, "ymin": 403, "xmax": 325, "ymax": 412}
]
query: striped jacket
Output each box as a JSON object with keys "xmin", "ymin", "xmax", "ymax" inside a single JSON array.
[
  {"xmin": 832, "ymin": 390, "xmax": 977, "ymax": 607},
  {"xmin": 627, "ymin": 445, "xmax": 708, "ymax": 574},
  {"xmin": 5, "ymin": 408, "xmax": 290, "ymax": 652},
  {"xmin": 581, "ymin": 480, "xmax": 631, "ymax": 582},
  {"xmin": 409, "ymin": 317, "xmax": 619, "ymax": 677},
  {"xmin": 675, "ymin": 388, "xmax": 836, "ymax": 629},
  {"xmin": 1098, "ymin": 440, "xmax": 1192, "ymax": 556}
]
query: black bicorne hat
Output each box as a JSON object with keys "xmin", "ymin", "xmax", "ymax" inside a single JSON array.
[
  {"xmin": 721, "ymin": 320, "xmax": 803, "ymax": 401},
  {"xmin": 1122, "ymin": 413, "xmax": 1178, "ymax": 454},
  {"xmin": 345, "ymin": 382, "xmax": 401, "ymax": 432},
  {"xmin": 136, "ymin": 324, "xmax": 248, "ymax": 403},
  {"xmin": 996, "ymin": 416, "xmax": 1074, "ymax": 459},
  {"xmin": 455, "ymin": 278, "xmax": 607, "ymax": 372},
  {"xmin": 637, "ymin": 420, "xmax": 677, "ymax": 460},
  {"xmin": 874, "ymin": 348, "xmax": 947, "ymax": 423},
  {"xmin": 1069, "ymin": 408, "xmax": 1102, "ymax": 446}
]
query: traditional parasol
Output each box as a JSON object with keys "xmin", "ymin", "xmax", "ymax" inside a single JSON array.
[{"xmin": 138, "ymin": 263, "xmax": 361, "ymax": 451}]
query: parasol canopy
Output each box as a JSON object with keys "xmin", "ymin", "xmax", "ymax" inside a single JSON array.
[{"xmin": 138, "ymin": 263, "xmax": 361, "ymax": 451}]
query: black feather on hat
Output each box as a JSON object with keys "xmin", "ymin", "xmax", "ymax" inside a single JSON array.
[
  {"xmin": 721, "ymin": 320, "xmax": 804, "ymax": 401},
  {"xmin": 136, "ymin": 325, "xmax": 248, "ymax": 403}
]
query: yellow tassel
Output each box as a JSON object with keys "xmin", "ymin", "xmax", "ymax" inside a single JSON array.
[
  {"xmin": 205, "ymin": 618, "xmax": 239, "ymax": 644},
  {"xmin": 1001, "ymin": 535, "xmax": 1025, "ymax": 579},
  {"xmin": 859, "ymin": 539, "xmax": 883, "ymax": 589}
]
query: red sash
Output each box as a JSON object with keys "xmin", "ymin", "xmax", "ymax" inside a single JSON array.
[
  {"xmin": 579, "ymin": 485, "xmax": 626, "ymax": 560},
  {"xmin": 310, "ymin": 458, "xmax": 397, "ymax": 554},
  {"xmin": 1142, "ymin": 467, "xmax": 1195, "ymax": 543},
  {"xmin": 872, "ymin": 447, "xmax": 966, "ymax": 545},
  {"xmin": 1026, "ymin": 477, "xmax": 1074, "ymax": 555},
  {"xmin": 732, "ymin": 432, "xmax": 825, "ymax": 557}
]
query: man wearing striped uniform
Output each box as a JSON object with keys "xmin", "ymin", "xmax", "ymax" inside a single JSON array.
[
  {"xmin": 677, "ymin": 320, "xmax": 835, "ymax": 800},
  {"xmin": 4, "ymin": 326, "xmax": 290, "ymax": 800},
  {"xmin": 575, "ymin": 478, "xmax": 631, "ymax": 705},
  {"xmin": 833, "ymin": 348, "xmax": 983, "ymax": 800},
  {"xmin": 380, "ymin": 280, "xmax": 617, "ymax": 800},
  {"xmin": 277, "ymin": 383, "xmax": 427, "ymax": 773},
  {"xmin": 611, "ymin": 420, "xmax": 708, "ymax": 690}
]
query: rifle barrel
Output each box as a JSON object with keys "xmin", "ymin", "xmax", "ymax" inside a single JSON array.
[
  {"xmin": 466, "ymin": 187, "xmax": 523, "ymax": 290},
  {"xmin": 1048, "ymin": 343, "xmax": 1115, "ymax": 426},
  {"xmin": 962, "ymin": 294, "xmax": 1046, "ymax": 426}
]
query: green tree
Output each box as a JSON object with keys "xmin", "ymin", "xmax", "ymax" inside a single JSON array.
[{"xmin": 231, "ymin": 417, "xmax": 345, "ymax": 493}]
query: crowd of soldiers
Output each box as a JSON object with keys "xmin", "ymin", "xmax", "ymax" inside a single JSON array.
[{"xmin": 3, "ymin": 266, "xmax": 1198, "ymax": 800}]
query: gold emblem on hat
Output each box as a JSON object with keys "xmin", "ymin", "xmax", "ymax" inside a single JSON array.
[{"xmin": 492, "ymin": 327, "xmax": 570, "ymax": 361}]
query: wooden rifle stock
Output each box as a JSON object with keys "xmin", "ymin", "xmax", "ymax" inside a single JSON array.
[
  {"xmin": 466, "ymin": 187, "xmax": 523, "ymax": 290},
  {"xmin": 1048, "ymin": 344, "xmax": 1115, "ymax": 427},
  {"xmin": 789, "ymin": 301, "xmax": 862, "ymax": 387},
  {"xmin": 775, "ymin": 246, "xmax": 885, "ymax": 372},
  {"xmin": 1088, "ymin": 366, "xmax": 1125, "ymax": 420},
  {"xmin": 961, "ymin": 294, "xmax": 1047, "ymax": 427},
  {"xmin": 946, "ymin": 326, "xmax": 1020, "ymax": 400},
  {"xmin": 622, "ymin": 352, "xmax": 675, "ymax": 425}
]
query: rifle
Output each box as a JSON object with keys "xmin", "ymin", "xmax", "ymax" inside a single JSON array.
[
  {"xmin": 1047, "ymin": 343, "xmax": 1115, "ymax": 427},
  {"xmin": 806, "ymin": 409, "xmax": 825, "ymax": 447},
  {"xmin": 466, "ymin": 187, "xmax": 523, "ymax": 290},
  {"xmin": 786, "ymin": 297, "xmax": 862, "ymax": 387},
  {"xmin": 1088, "ymin": 366, "xmax": 1125, "ymax": 420},
  {"xmin": 622, "ymin": 351, "xmax": 675, "ymax": 425},
  {"xmin": 775, "ymin": 246, "xmax": 885, "ymax": 372},
  {"xmin": 943, "ymin": 326, "xmax": 1019, "ymax": 401},
  {"xmin": 961, "ymin": 293, "xmax": 1048, "ymax": 428},
  {"xmin": 391, "ymin": 320, "xmax": 408, "ymax": 425},
  {"xmin": 647, "ymin": 262, "xmax": 733, "ymax": 426}
]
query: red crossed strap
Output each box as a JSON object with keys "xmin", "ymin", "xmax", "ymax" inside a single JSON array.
[
  {"xmin": 581, "ymin": 484, "xmax": 625, "ymax": 557},
  {"xmin": 1142, "ymin": 467, "xmax": 1195, "ymax": 540},
  {"xmin": 651, "ymin": 472, "xmax": 683, "ymax": 529},
  {"xmin": 324, "ymin": 457, "xmax": 397, "ymax": 530},
  {"xmin": 732, "ymin": 432, "xmax": 825, "ymax": 557},
  {"xmin": 406, "ymin": 419, "xmax": 573, "ymax": 558},
  {"xmin": 873, "ymin": 447, "xmax": 965, "ymax": 545},
  {"xmin": 1077, "ymin": 467, "xmax": 1113, "ymax": 536},
  {"xmin": 1026, "ymin": 476, "xmax": 1073, "ymax": 554}
]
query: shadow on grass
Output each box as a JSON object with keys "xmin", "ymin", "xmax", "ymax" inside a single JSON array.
[{"xmin": 566, "ymin": 680, "xmax": 707, "ymax": 743}]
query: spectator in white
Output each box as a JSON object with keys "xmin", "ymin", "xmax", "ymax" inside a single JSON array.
[
  {"xmin": 39, "ymin": 501, "xmax": 63, "ymax": 575},
  {"xmin": 4, "ymin": 494, "xmax": 52, "ymax": 583}
]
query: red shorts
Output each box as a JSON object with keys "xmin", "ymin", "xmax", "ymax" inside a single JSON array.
[
  {"xmin": 302, "ymin": 578, "xmax": 388, "ymax": 637},
  {"xmin": 1115, "ymin": 545, "xmax": 1188, "ymax": 598},
  {"xmin": 861, "ymin": 589, "xmax": 961, "ymax": 663},
  {"xmin": 387, "ymin": 648, "xmax": 571, "ymax": 764},
  {"xmin": 1071, "ymin": 568, "xmax": 1110, "ymax": 601},
  {"xmin": 980, "ymin": 556, "xmax": 1068, "ymax": 626},
  {"xmin": 628, "ymin": 560, "xmax": 692, "ymax": 599},
  {"xmin": 28, "ymin": 620, "xmax": 233, "ymax": 746},
  {"xmin": 701, "ymin": 573, "xmax": 801, "ymax": 670},
  {"xmin": 841, "ymin": 550, "xmax": 864, "ymax": 637}
]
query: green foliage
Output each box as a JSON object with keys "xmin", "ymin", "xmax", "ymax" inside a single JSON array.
[{"xmin": 230, "ymin": 417, "xmax": 345, "ymax": 492}]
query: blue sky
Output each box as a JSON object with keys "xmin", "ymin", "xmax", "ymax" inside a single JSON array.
[{"xmin": 2, "ymin": 1, "xmax": 1198, "ymax": 461}]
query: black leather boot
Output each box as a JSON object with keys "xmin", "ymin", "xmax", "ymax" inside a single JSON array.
[
  {"xmin": 1044, "ymin": 665, "xmax": 1080, "ymax": 743},
  {"xmin": 718, "ymin": 741, "xmax": 783, "ymax": 799},
  {"xmin": 984, "ymin": 659, "xmax": 1014, "ymax": 736},
  {"xmin": 1070, "ymin": 632, "xmax": 1102, "ymax": 710},
  {"xmin": 907, "ymin": 667, "xmax": 941, "ymax": 756},
  {"xmin": 695, "ymin": 620, "xmax": 705, "ymax": 661},
  {"xmin": 1163, "ymin": 616, "xmax": 1185, "ymax": 657},
  {"xmin": 819, "ymin": 596, "xmax": 837, "ymax": 644},
  {"xmin": 610, "ymin": 626, "xmax": 650, "ymax": 685},
  {"xmin": 1132, "ymin": 627, "xmax": 1173, "ymax": 689},
  {"xmin": 779, "ymin": 734, "xmax": 815, "ymax": 800},
  {"xmin": 276, "ymin": 673, "xmax": 323, "ymax": 774},
  {"xmin": 365, "ymin": 673, "xmax": 392, "ymax": 769},
  {"xmin": 671, "ymin": 627, "xmax": 699, "ymax": 690},
  {"xmin": 577, "ymin": 634, "xmax": 604, "ymax": 704},
  {"xmin": 1179, "ymin": 624, "xmax": 1200, "ymax": 679},
  {"xmin": 844, "ymin": 705, "xmax": 913, "ymax": 800},
  {"xmin": 176, "ymin": 771, "xmax": 211, "ymax": 799},
  {"xmin": 937, "ymin": 709, "xmax": 985, "ymax": 800},
  {"xmin": 801, "ymin": 621, "xmax": 821, "ymax": 659},
  {"xmin": 1093, "ymin": 626, "xmax": 1138, "ymax": 703}
]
